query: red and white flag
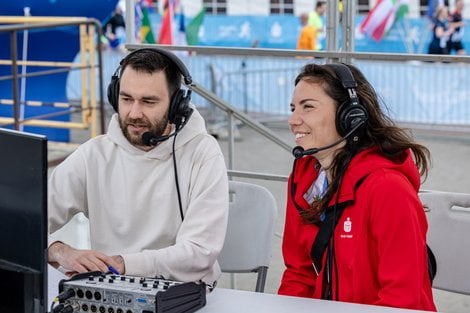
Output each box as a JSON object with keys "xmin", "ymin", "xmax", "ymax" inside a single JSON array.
[
  {"xmin": 360, "ymin": 0, "xmax": 409, "ymax": 41},
  {"xmin": 158, "ymin": 0, "xmax": 175, "ymax": 44}
]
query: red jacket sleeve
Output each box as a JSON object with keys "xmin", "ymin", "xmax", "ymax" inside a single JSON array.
[
  {"xmin": 278, "ymin": 177, "xmax": 317, "ymax": 297},
  {"xmin": 366, "ymin": 170, "xmax": 431, "ymax": 309}
]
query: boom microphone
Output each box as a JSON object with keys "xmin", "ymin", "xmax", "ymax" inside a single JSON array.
[
  {"xmin": 292, "ymin": 138, "xmax": 345, "ymax": 159},
  {"xmin": 142, "ymin": 132, "xmax": 175, "ymax": 146},
  {"xmin": 292, "ymin": 120, "xmax": 365, "ymax": 159},
  {"xmin": 142, "ymin": 108, "xmax": 194, "ymax": 147}
]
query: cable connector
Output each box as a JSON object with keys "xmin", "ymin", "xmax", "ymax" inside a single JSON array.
[
  {"xmin": 52, "ymin": 303, "xmax": 64, "ymax": 313},
  {"xmin": 59, "ymin": 305, "xmax": 74, "ymax": 313},
  {"xmin": 57, "ymin": 288, "xmax": 76, "ymax": 302}
]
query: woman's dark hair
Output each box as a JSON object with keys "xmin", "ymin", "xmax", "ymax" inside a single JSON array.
[
  {"xmin": 120, "ymin": 49, "xmax": 182, "ymax": 99},
  {"xmin": 295, "ymin": 63, "xmax": 431, "ymax": 224}
]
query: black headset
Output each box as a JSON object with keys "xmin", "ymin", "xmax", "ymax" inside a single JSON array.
[
  {"xmin": 107, "ymin": 47, "xmax": 193, "ymax": 128},
  {"xmin": 292, "ymin": 63, "xmax": 368, "ymax": 159},
  {"xmin": 328, "ymin": 63, "xmax": 368, "ymax": 138}
]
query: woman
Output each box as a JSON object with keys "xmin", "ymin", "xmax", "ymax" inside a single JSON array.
[
  {"xmin": 278, "ymin": 63, "xmax": 436, "ymax": 311},
  {"xmin": 428, "ymin": 5, "xmax": 454, "ymax": 55}
]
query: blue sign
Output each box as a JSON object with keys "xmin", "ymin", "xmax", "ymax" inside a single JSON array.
[{"xmin": 187, "ymin": 15, "xmax": 470, "ymax": 54}]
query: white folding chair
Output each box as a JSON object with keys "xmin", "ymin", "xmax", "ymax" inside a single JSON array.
[
  {"xmin": 218, "ymin": 181, "xmax": 278, "ymax": 292},
  {"xmin": 419, "ymin": 190, "xmax": 470, "ymax": 295}
]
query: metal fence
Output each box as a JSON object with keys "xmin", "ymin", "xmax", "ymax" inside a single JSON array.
[{"xmin": 174, "ymin": 54, "xmax": 470, "ymax": 131}]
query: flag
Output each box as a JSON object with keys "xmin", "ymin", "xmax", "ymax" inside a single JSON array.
[
  {"xmin": 186, "ymin": 8, "xmax": 205, "ymax": 45},
  {"xmin": 158, "ymin": 0, "xmax": 175, "ymax": 44},
  {"xmin": 140, "ymin": 6, "xmax": 155, "ymax": 43},
  {"xmin": 360, "ymin": 0, "xmax": 409, "ymax": 41},
  {"xmin": 174, "ymin": 11, "xmax": 187, "ymax": 46},
  {"xmin": 426, "ymin": 0, "xmax": 444, "ymax": 20}
]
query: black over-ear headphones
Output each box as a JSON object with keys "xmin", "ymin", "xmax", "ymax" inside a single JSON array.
[
  {"xmin": 107, "ymin": 47, "xmax": 193, "ymax": 128},
  {"xmin": 328, "ymin": 63, "xmax": 368, "ymax": 137}
]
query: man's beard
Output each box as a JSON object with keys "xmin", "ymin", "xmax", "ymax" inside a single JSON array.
[{"xmin": 119, "ymin": 114, "xmax": 169, "ymax": 147}]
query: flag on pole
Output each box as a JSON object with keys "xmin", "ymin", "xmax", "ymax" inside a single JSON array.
[
  {"xmin": 174, "ymin": 10, "xmax": 187, "ymax": 46},
  {"xmin": 186, "ymin": 8, "xmax": 205, "ymax": 45},
  {"xmin": 360, "ymin": 0, "xmax": 409, "ymax": 41},
  {"xmin": 426, "ymin": 0, "xmax": 444, "ymax": 20},
  {"xmin": 158, "ymin": 0, "xmax": 175, "ymax": 44},
  {"xmin": 140, "ymin": 6, "xmax": 155, "ymax": 43}
]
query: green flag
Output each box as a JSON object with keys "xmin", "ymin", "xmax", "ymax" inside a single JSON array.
[
  {"xmin": 140, "ymin": 6, "xmax": 155, "ymax": 44},
  {"xmin": 186, "ymin": 8, "xmax": 205, "ymax": 45}
]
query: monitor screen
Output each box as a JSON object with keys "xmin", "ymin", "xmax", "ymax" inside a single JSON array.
[{"xmin": 0, "ymin": 127, "xmax": 47, "ymax": 313}]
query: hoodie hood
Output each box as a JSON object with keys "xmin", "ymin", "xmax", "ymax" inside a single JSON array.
[
  {"xmin": 291, "ymin": 146, "xmax": 421, "ymax": 209},
  {"xmin": 106, "ymin": 105, "xmax": 207, "ymax": 160}
]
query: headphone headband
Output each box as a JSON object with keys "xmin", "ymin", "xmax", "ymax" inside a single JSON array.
[
  {"xmin": 119, "ymin": 47, "xmax": 192, "ymax": 85},
  {"xmin": 107, "ymin": 48, "xmax": 193, "ymax": 128},
  {"xmin": 327, "ymin": 63, "xmax": 368, "ymax": 137},
  {"xmin": 328, "ymin": 63, "xmax": 357, "ymax": 89}
]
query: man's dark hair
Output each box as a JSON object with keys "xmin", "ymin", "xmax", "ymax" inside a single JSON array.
[
  {"xmin": 120, "ymin": 49, "xmax": 182, "ymax": 98},
  {"xmin": 316, "ymin": 1, "xmax": 327, "ymax": 9}
]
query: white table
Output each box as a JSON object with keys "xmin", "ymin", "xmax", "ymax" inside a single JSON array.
[
  {"xmin": 201, "ymin": 288, "xmax": 436, "ymax": 313},
  {"xmin": 48, "ymin": 267, "xmax": 437, "ymax": 313}
]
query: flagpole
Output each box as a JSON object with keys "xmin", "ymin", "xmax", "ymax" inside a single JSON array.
[
  {"xmin": 342, "ymin": 0, "xmax": 356, "ymax": 59},
  {"xmin": 326, "ymin": 0, "xmax": 340, "ymax": 62},
  {"xmin": 126, "ymin": 0, "xmax": 136, "ymax": 44},
  {"xmin": 169, "ymin": 0, "xmax": 174, "ymax": 44}
]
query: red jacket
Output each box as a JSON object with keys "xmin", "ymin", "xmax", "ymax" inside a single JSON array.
[{"xmin": 278, "ymin": 146, "xmax": 436, "ymax": 311}]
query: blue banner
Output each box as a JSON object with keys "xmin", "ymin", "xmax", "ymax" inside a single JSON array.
[{"xmin": 188, "ymin": 15, "xmax": 470, "ymax": 54}]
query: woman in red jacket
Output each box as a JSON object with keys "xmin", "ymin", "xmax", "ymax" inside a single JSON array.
[{"xmin": 278, "ymin": 63, "xmax": 436, "ymax": 311}]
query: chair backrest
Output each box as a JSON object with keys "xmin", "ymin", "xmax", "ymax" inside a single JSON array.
[
  {"xmin": 419, "ymin": 190, "xmax": 470, "ymax": 295},
  {"xmin": 218, "ymin": 181, "xmax": 278, "ymax": 292}
]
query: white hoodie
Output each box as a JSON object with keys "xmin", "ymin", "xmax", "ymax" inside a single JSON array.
[{"xmin": 48, "ymin": 107, "xmax": 229, "ymax": 284}]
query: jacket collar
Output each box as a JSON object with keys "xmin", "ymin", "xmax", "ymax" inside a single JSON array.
[{"xmin": 291, "ymin": 146, "xmax": 420, "ymax": 209}]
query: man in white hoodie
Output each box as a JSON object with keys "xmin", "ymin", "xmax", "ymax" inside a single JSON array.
[{"xmin": 47, "ymin": 48, "xmax": 229, "ymax": 286}]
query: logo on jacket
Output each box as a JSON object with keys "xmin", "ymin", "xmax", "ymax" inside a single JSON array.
[
  {"xmin": 340, "ymin": 217, "xmax": 353, "ymax": 239},
  {"xmin": 344, "ymin": 217, "xmax": 352, "ymax": 232}
]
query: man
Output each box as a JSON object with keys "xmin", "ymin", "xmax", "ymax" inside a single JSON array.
[
  {"xmin": 448, "ymin": 0, "xmax": 466, "ymax": 55},
  {"xmin": 48, "ymin": 48, "xmax": 229, "ymax": 286},
  {"xmin": 308, "ymin": 0, "xmax": 327, "ymax": 50},
  {"xmin": 102, "ymin": 4, "xmax": 126, "ymax": 51},
  {"xmin": 296, "ymin": 12, "xmax": 317, "ymax": 50}
]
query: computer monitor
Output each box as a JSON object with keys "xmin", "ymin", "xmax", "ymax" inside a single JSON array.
[{"xmin": 0, "ymin": 128, "xmax": 48, "ymax": 313}]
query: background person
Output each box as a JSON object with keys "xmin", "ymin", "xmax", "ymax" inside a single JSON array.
[
  {"xmin": 428, "ymin": 5, "xmax": 454, "ymax": 55},
  {"xmin": 308, "ymin": 0, "xmax": 327, "ymax": 50},
  {"xmin": 447, "ymin": 0, "xmax": 466, "ymax": 55},
  {"xmin": 47, "ymin": 48, "xmax": 229, "ymax": 286},
  {"xmin": 278, "ymin": 63, "xmax": 436, "ymax": 311},
  {"xmin": 297, "ymin": 12, "xmax": 317, "ymax": 51},
  {"xmin": 102, "ymin": 4, "xmax": 127, "ymax": 51}
]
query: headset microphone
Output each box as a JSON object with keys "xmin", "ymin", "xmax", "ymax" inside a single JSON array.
[
  {"xmin": 142, "ymin": 108, "xmax": 194, "ymax": 147},
  {"xmin": 142, "ymin": 132, "xmax": 174, "ymax": 146},
  {"xmin": 292, "ymin": 120, "xmax": 365, "ymax": 159},
  {"xmin": 292, "ymin": 138, "xmax": 344, "ymax": 159}
]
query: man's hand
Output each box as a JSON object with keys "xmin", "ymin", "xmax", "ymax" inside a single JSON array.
[
  {"xmin": 48, "ymin": 241, "xmax": 123, "ymax": 275},
  {"xmin": 110, "ymin": 255, "xmax": 126, "ymax": 275}
]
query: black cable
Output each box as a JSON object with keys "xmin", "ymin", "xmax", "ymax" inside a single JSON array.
[
  {"xmin": 59, "ymin": 305, "xmax": 74, "ymax": 313},
  {"xmin": 332, "ymin": 174, "xmax": 343, "ymax": 301},
  {"xmin": 52, "ymin": 304, "xmax": 64, "ymax": 313},
  {"xmin": 172, "ymin": 133, "xmax": 184, "ymax": 221},
  {"xmin": 57, "ymin": 288, "xmax": 76, "ymax": 302},
  {"xmin": 50, "ymin": 301, "xmax": 60, "ymax": 313}
]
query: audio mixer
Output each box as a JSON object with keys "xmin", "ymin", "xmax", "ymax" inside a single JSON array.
[{"xmin": 55, "ymin": 271, "xmax": 206, "ymax": 313}]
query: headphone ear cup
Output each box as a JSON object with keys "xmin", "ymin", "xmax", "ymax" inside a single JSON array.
[
  {"xmin": 168, "ymin": 89, "xmax": 191, "ymax": 126},
  {"xmin": 336, "ymin": 100, "xmax": 368, "ymax": 137},
  {"xmin": 107, "ymin": 74, "xmax": 120, "ymax": 112}
]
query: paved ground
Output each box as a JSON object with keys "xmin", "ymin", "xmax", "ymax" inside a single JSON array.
[{"xmin": 48, "ymin": 114, "xmax": 470, "ymax": 313}]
